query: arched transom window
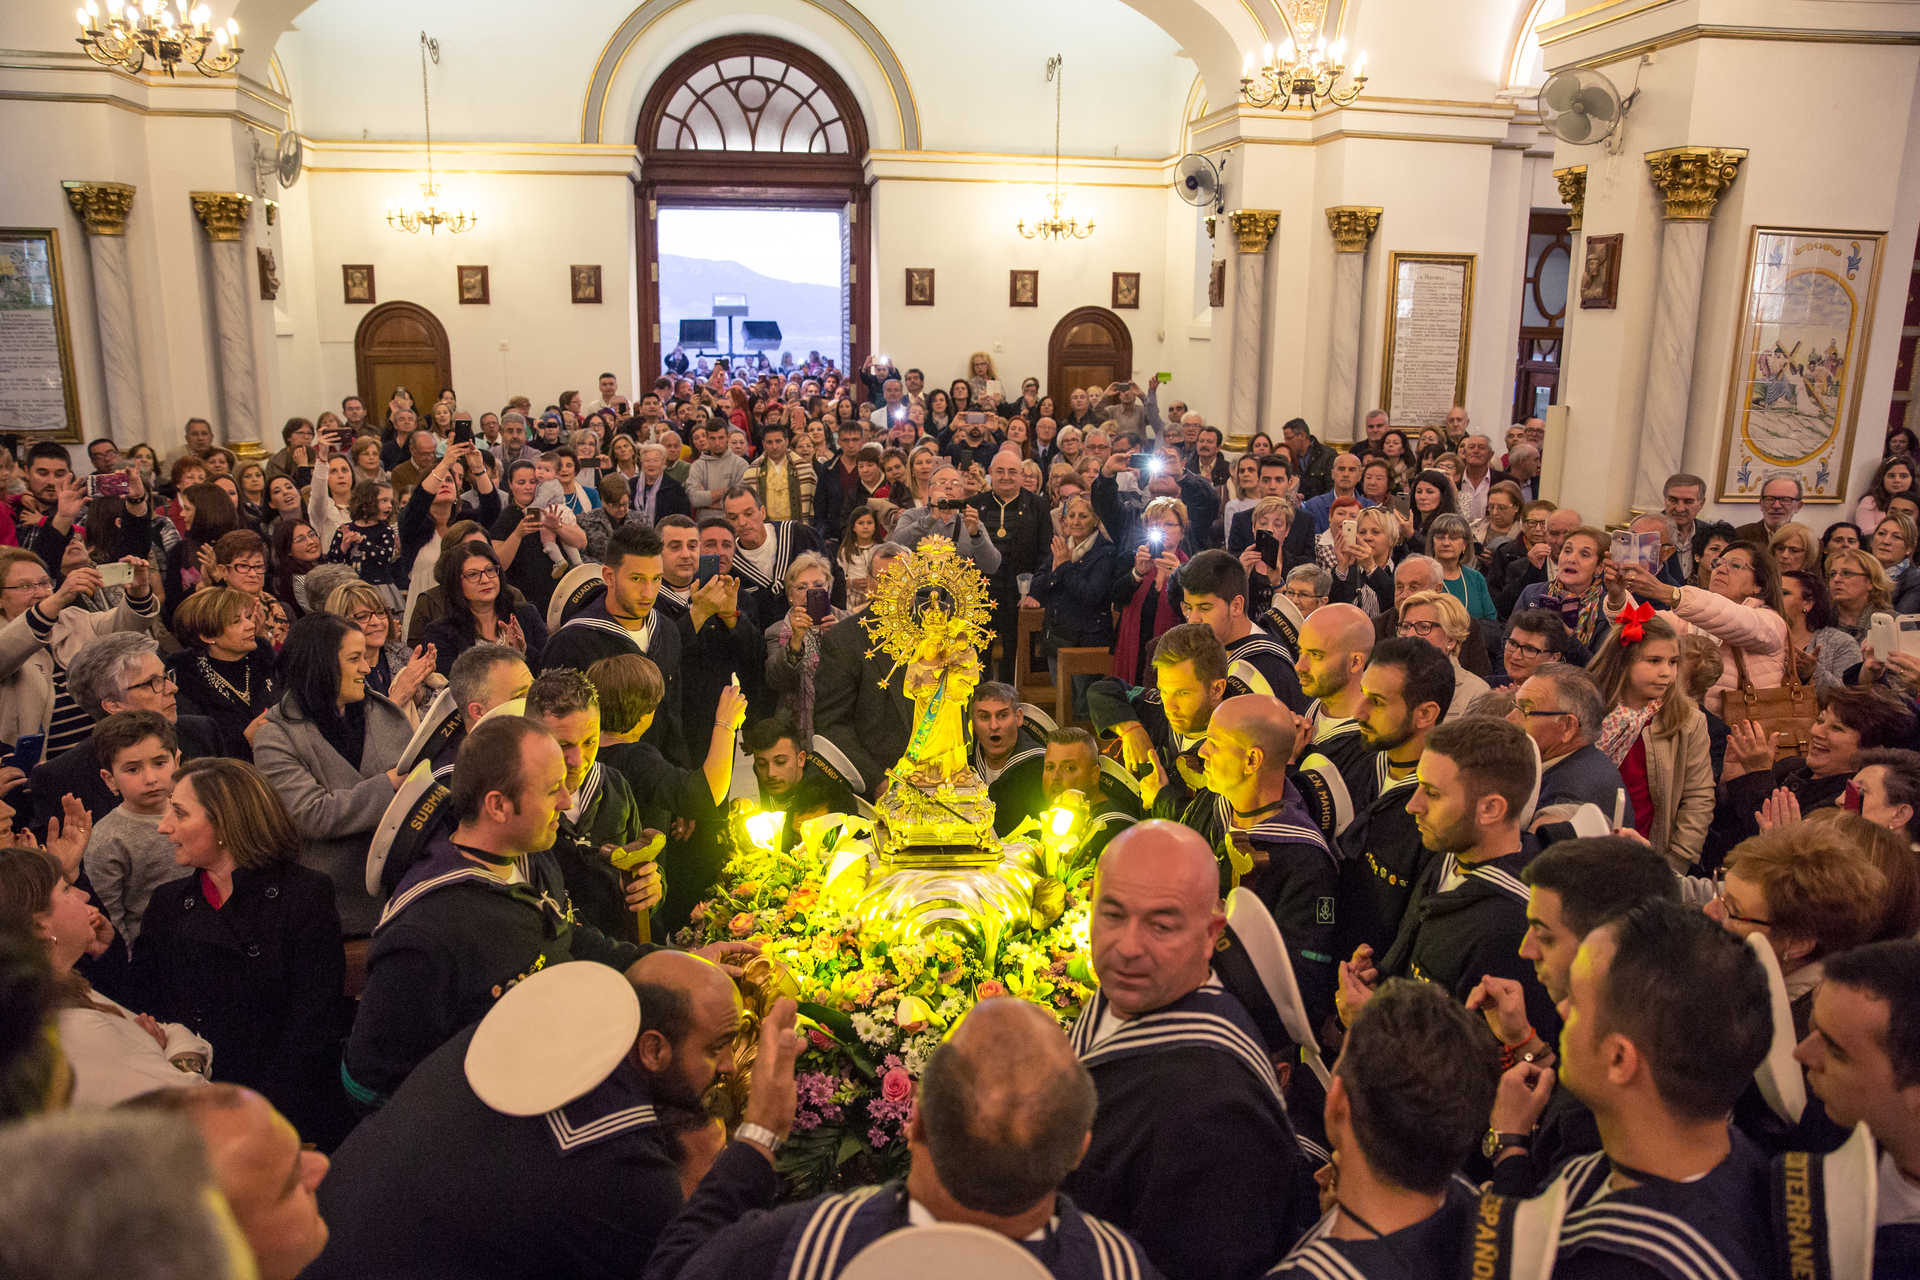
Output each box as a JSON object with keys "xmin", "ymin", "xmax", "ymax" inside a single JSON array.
[{"xmin": 652, "ymin": 52, "xmax": 852, "ymax": 154}]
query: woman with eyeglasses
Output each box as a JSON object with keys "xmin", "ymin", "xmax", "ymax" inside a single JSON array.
[
  {"xmin": 397, "ymin": 441, "xmax": 499, "ymax": 648},
  {"xmin": 0, "ymin": 547, "xmax": 161, "ymax": 771},
  {"xmin": 271, "ymin": 520, "xmax": 325, "ymax": 618},
  {"xmin": 1605, "ymin": 538, "xmax": 1788, "ymax": 715},
  {"xmin": 1822, "ymin": 547, "xmax": 1893, "ymax": 639},
  {"xmin": 166, "ymin": 587, "xmax": 280, "ymax": 761},
  {"xmin": 323, "ymin": 580, "xmax": 435, "ymax": 716},
  {"xmin": 422, "ymin": 543, "xmax": 546, "ymax": 676},
  {"xmin": 204, "ymin": 530, "xmax": 289, "ymax": 651},
  {"xmin": 1394, "ymin": 590, "xmax": 1489, "ymax": 719},
  {"xmin": 251, "ymin": 612, "xmax": 412, "ymax": 937}
]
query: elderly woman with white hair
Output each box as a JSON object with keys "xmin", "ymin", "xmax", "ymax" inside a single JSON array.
[{"xmin": 764, "ymin": 551, "xmax": 846, "ymax": 744}]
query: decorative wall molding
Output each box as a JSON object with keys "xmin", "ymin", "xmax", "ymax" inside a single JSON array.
[{"xmin": 61, "ymin": 180, "xmax": 137, "ymax": 236}]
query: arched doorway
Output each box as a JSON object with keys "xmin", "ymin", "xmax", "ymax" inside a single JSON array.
[
  {"xmin": 354, "ymin": 302, "xmax": 451, "ymax": 424},
  {"xmin": 635, "ymin": 35, "xmax": 872, "ymax": 376},
  {"xmin": 1048, "ymin": 307, "xmax": 1133, "ymax": 408}
]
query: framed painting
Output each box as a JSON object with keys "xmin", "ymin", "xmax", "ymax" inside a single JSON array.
[
  {"xmin": 571, "ymin": 265, "xmax": 602, "ymax": 304},
  {"xmin": 906, "ymin": 267, "xmax": 935, "ymax": 306},
  {"xmin": 1112, "ymin": 271, "xmax": 1141, "ymax": 310},
  {"xmin": 1716, "ymin": 227, "xmax": 1885, "ymax": 503},
  {"xmin": 0, "ymin": 228, "xmax": 82, "ymax": 439},
  {"xmin": 1009, "ymin": 269, "xmax": 1038, "ymax": 308},
  {"xmin": 1578, "ymin": 233, "xmax": 1621, "ymax": 310},
  {"xmin": 342, "ymin": 264, "xmax": 375, "ymax": 304},
  {"xmin": 458, "ymin": 265, "xmax": 489, "ymax": 305}
]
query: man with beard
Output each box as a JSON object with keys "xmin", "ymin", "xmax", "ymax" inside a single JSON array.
[
  {"xmin": 1178, "ymin": 694, "xmax": 1337, "ymax": 1030},
  {"xmin": 1475, "ymin": 837, "xmax": 1678, "ymax": 1197},
  {"xmin": 1332, "ymin": 637, "xmax": 1453, "ymax": 977},
  {"xmin": 1088, "ymin": 624, "xmax": 1234, "ymax": 819},
  {"xmin": 1334, "ymin": 716, "xmax": 1557, "ymax": 1047},
  {"xmin": 990, "ymin": 726, "xmax": 1142, "ymax": 857},
  {"xmin": 1061, "ymin": 822, "xmax": 1313, "ymax": 1280},
  {"xmin": 981, "ymin": 450, "xmax": 1051, "ymax": 683},
  {"xmin": 540, "ymin": 524, "xmax": 688, "ymax": 766},
  {"xmin": 313, "ymin": 956, "xmax": 800, "ymax": 1280},
  {"xmin": 654, "ymin": 514, "xmax": 760, "ymax": 729},
  {"xmin": 1289, "ymin": 604, "xmax": 1376, "ymax": 839}
]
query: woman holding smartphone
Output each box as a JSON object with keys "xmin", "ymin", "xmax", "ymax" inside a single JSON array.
[{"xmin": 764, "ymin": 553, "xmax": 844, "ymax": 743}]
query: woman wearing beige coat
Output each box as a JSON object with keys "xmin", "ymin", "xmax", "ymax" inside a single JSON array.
[
  {"xmin": 0, "ymin": 547, "xmax": 164, "ymax": 757},
  {"xmin": 1588, "ymin": 610, "xmax": 1717, "ymax": 872}
]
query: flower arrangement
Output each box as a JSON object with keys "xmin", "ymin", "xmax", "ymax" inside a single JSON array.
[{"xmin": 676, "ymin": 813, "xmax": 1096, "ymax": 1195}]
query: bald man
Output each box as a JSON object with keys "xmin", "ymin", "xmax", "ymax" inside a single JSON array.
[
  {"xmin": 1061, "ymin": 822, "xmax": 1314, "ymax": 1280},
  {"xmin": 654, "ymin": 998, "xmax": 1161, "ymax": 1280},
  {"xmin": 1291, "ymin": 603, "xmax": 1379, "ymax": 832},
  {"xmin": 311, "ymin": 953, "xmax": 790, "ymax": 1280},
  {"xmin": 1175, "ymin": 695, "xmax": 1338, "ymax": 1030}
]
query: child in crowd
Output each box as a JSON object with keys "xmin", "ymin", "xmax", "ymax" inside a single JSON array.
[
  {"xmin": 328, "ymin": 479, "xmax": 404, "ymax": 612},
  {"xmin": 79, "ymin": 711, "xmax": 181, "ymax": 949},
  {"xmin": 530, "ymin": 450, "xmax": 587, "ymax": 573}
]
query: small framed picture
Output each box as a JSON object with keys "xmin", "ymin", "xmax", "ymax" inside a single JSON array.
[
  {"xmin": 571, "ymin": 264, "xmax": 602, "ymax": 304},
  {"xmin": 1208, "ymin": 260, "xmax": 1226, "ymax": 308},
  {"xmin": 458, "ymin": 265, "xmax": 490, "ymax": 305},
  {"xmin": 1009, "ymin": 269, "xmax": 1038, "ymax": 308},
  {"xmin": 1578, "ymin": 234, "xmax": 1622, "ymax": 310},
  {"xmin": 342, "ymin": 264, "xmax": 375, "ymax": 305},
  {"xmin": 1112, "ymin": 271, "xmax": 1141, "ymax": 310},
  {"xmin": 906, "ymin": 267, "xmax": 935, "ymax": 306}
]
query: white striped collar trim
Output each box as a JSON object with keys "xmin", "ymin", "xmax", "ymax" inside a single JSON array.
[
  {"xmin": 1557, "ymin": 1204, "xmax": 1743, "ymax": 1280},
  {"xmin": 1210, "ymin": 794, "xmax": 1332, "ymax": 853},
  {"xmin": 788, "ymin": 1185, "xmax": 886, "ymax": 1280},
  {"xmin": 731, "ymin": 523, "xmax": 795, "ymax": 589},
  {"xmin": 565, "ymin": 762, "xmax": 604, "ymax": 825},
  {"xmin": 1372, "ymin": 753, "xmax": 1417, "ymax": 795},
  {"xmin": 1079, "ymin": 1011, "xmax": 1282, "ymax": 1102},
  {"xmin": 544, "ymin": 1102, "xmax": 659, "ymax": 1153},
  {"xmin": 376, "ymin": 866, "xmax": 501, "ymax": 930},
  {"xmin": 1438, "ymin": 853, "xmax": 1530, "ymax": 904},
  {"xmin": 1268, "ymin": 1237, "xmax": 1368, "ymax": 1280},
  {"xmin": 1083, "ymin": 1214, "xmax": 1144, "ymax": 1280}
]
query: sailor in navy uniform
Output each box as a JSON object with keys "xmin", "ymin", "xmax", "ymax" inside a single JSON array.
[
  {"xmin": 971, "ymin": 682, "xmax": 1046, "ymax": 785},
  {"xmin": 653, "ymin": 537, "xmax": 765, "ymax": 730},
  {"xmin": 1175, "ymin": 695, "xmax": 1338, "ymax": 1030},
  {"xmin": 719, "ymin": 485, "xmax": 823, "ymax": 631},
  {"xmin": 1264, "ymin": 980, "xmax": 1496, "ymax": 1280},
  {"xmin": 1061, "ymin": 821, "xmax": 1314, "ymax": 1280},
  {"xmin": 1286, "ymin": 603, "xmax": 1381, "ymax": 842},
  {"xmin": 1178, "ymin": 551, "xmax": 1308, "ymax": 712},
  {"xmin": 341, "ymin": 716, "xmax": 659, "ymax": 1109},
  {"xmin": 648, "ymin": 999, "xmax": 1162, "ymax": 1280},
  {"xmin": 990, "ymin": 728, "xmax": 1143, "ymax": 863},
  {"xmin": 540, "ymin": 528, "xmax": 690, "ymax": 766},
  {"xmin": 1087, "ymin": 623, "xmax": 1237, "ymax": 818},
  {"xmin": 314, "ymin": 956, "xmax": 762, "ymax": 1280}
]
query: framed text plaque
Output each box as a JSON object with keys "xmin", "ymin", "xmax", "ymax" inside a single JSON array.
[
  {"xmin": 1380, "ymin": 251, "xmax": 1475, "ymax": 430},
  {"xmin": 0, "ymin": 229, "xmax": 82, "ymax": 440}
]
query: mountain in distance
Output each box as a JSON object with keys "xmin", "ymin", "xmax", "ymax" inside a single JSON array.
[{"xmin": 659, "ymin": 253, "xmax": 841, "ymax": 361}]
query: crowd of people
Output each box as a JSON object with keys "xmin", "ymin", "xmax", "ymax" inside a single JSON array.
[{"xmin": 0, "ymin": 350, "xmax": 1917, "ymax": 1279}]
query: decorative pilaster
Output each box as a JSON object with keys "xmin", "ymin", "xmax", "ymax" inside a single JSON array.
[
  {"xmin": 62, "ymin": 181, "xmax": 147, "ymax": 444},
  {"xmin": 1325, "ymin": 207, "xmax": 1382, "ymax": 442},
  {"xmin": 1225, "ymin": 210, "xmax": 1281, "ymax": 450},
  {"xmin": 189, "ymin": 192, "xmax": 263, "ymax": 452},
  {"xmin": 1553, "ymin": 165, "xmax": 1587, "ymax": 232},
  {"xmin": 1634, "ymin": 147, "xmax": 1745, "ymax": 509}
]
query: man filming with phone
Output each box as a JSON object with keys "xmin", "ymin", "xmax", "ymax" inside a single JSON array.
[{"xmin": 891, "ymin": 467, "xmax": 1002, "ymax": 574}]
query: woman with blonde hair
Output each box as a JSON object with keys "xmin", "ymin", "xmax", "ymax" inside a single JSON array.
[
  {"xmin": 1395, "ymin": 589, "xmax": 1489, "ymax": 717},
  {"xmin": 1113, "ymin": 496, "xmax": 1188, "ymax": 684},
  {"xmin": 1824, "ymin": 546, "xmax": 1893, "ymax": 638},
  {"xmin": 964, "ymin": 351, "xmax": 1004, "ymax": 408},
  {"xmin": 1586, "ymin": 610, "xmax": 1714, "ymax": 870},
  {"xmin": 764, "ymin": 552, "xmax": 845, "ymax": 743},
  {"xmin": 1031, "ymin": 493, "xmax": 1117, "ymax": 716},
  {"xmin": 1767, "ymin": 521, "xmax": 1818, "ymax": 575},
  {"xmin": 322, "ymin": 579, "xmax": 435, "ymax": 715},
  {"xmin": 1326, "ymin": 504, "xmax": 1398, "ymax": 615}
]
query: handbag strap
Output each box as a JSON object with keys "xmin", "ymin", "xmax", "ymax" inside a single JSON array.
[{"xmin": 1729, "ymin": 644, "xmax": 1757, "ymax": 698}]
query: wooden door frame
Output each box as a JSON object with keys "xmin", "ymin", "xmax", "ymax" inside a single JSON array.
[
  {"xmin": 353, "ymin": 301, "xmax": 451, "ymax": 416},
  {"xmin": 1047, "ymin": 306, "xmax": 1134, "ymax": 407},
  {"xmin": 634, "ymin": 34, "xmax": 873, "ymax": 378}
]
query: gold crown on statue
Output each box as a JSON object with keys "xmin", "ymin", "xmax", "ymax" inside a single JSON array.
[{"xmin": 862, "ymin": 536, "xmax": 995, "ymax": 675}]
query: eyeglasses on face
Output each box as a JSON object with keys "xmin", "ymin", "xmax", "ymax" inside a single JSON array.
[
  {"xmin": 1398, "ymin": 619, "xmax": 1442, "ymax": 638},
  {"xmin": 1511, "ymin": 699, "xmax": 1570, "ymax": 719},
  {"xmin": 3, "ymin": 577, "xmax": 53, "ymax": 594},
  {"xmin": 349, "ymin": 609, "xmax": 386, "ymax": 626},
  {"xmin": 1505, "ymin": 637, "xmax": 1552, "ymax": 659},
  {"xmin": 1712, "ymin": 871, "xmax": 1773, "ymax": 927},
  {"xmin": 462, "ymin": 566, "xmax": 500, "ymax": 584},
  {"xmin": 124, "ymin": 671, "xmax": 176, "ymax": 695}
]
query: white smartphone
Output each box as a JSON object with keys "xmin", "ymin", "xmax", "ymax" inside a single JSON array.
[{"xmin": 97, "ymin": 562, "xmax": 135, "ymax": 588}]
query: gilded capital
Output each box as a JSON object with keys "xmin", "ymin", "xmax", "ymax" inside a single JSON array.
[
  {"xmin": 1228, "ymin": 209, "xmax": 1281, "ymax": 255},
  {"xmin": 1553, "ymin": 165, "xmax": 1587, "ymax": 232},
  {"xmin": 61, "ymin": 181, "xmax": 137, "ymax": 237},
  {"xmin": 189, "ymin": 191, "xmax": 254, "ymax": 242},
  {"xmin": 1204, "ymin": 213, "xmax": 1217, "ymax": 243},
  {"xmin": 1643, "ymin": 147, "xmax": 1746, "ymax": 222},
  {"xmin": 1325, "ymin": 206, "xmax": 1382, "ymax": 253}
]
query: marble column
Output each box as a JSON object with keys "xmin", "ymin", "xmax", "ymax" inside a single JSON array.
[
  {"xmin": 1635, "ymin": 147, "xmax": 1745, "ymax": 510},
  {"xmin": 1323, "ymin": 207, "xmax": 1382, "ymax": 443},
  {"xmin": 1552, "ymin": 166, "xmax": 1586, "ymax": 407},
  {"xmin": 189, "ymin": 192, "xmax": 262, "ymax": 454},
  {"xmin": 61, "ymin": 181, "xmax": 146, "ymax": 444},
  {"xmin": 1225, "ymin": 209, "xmax": 1281, "ymax": 450}
]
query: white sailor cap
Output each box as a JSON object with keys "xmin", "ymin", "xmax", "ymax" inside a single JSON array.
[
  {"xmin": 1265, "ymin": 593, "xmax": 1305, "ymax": 652},
  {"xmin": 1216, "ymin": 887, "xmax": 1331, "ymax": 1089},
  {"xmin": 365, "ymin": 760, "xmax": 453, "ymax": 897},
  {"xmin": 478, "ymin": 695, "xmax": 528, "ymax": 725},
  {"xmin": 1514, "ymin": 733, "xmax": 1545, "ymax": 830},
  {"xmin": 809, "ymin": 734, "xmax": 866, "ymax": 796},
  {"xmin": 464, "ymin": 961, "xmax": 641, "ymax": 1117},
  {"xmin": 547, "ymin": 561, "xmax": 608, "ymax": 634},
  {"xmin": 1293, "ymin": 751, "xmax": 1354, "ymax": 840},
  {"xmin": 1746, "ymin": 932, "xmax": 1807, "ymax": 1127},
  {"xmin": 396, "ymin": 685, "xmax": 462, "ymax": 774},
  {"xmin": 1018, "ymin": 702, "xmax": 1059, "ymax": 735},
  {"xmin": 840, "ymin": 1223, "xmax": 1052, "ymax": 1280}
]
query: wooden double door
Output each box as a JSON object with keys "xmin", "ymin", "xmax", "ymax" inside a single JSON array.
[
  {"xmin": 355, "ymin": 302, "xmax": 451, "ymax": 423},
  {"xmin": 1048, "ymin": 306, "xmax": 1133, "ymax": 406}
]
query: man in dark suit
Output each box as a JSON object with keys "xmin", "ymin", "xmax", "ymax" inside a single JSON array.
[
  {"xmin": 31, "ymin": 632, "xmax": 221, "ymax": 830},
  {"xmin": 1732, "ymin": 472, "xmax": 1804, "ymax": 545},
  {"xmin": 810, "ymin": 546, "xmax": 911, "ymax": 797},
  {"xmin": 1373, "ymin": 556, "xmax": 1495, "ymax": 678}
]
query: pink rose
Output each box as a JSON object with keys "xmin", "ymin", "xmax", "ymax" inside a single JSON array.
[
  {"xmin": 881, "ymin": 1067, "xmax": 913, "ymax": 1103},
  {"xmin": 728, "ymin": 912, "xmax": 756, "ymax": 938},
  {"xmin": 808, "ymin": 1028, "xmax": 834, "ymax": 1051},
  {"xmin": 976, "ymin": 980, "xmax": 1007, "ymax": 1000}
]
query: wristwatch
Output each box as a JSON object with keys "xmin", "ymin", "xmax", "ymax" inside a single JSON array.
[
  {"xmin": 1482, "ymin": 1129, "xmax": 1531, "ymax": 1160},
  {"xmin": 737, "ymin": 1122, "xmax": 784, "ymax": 1154}
]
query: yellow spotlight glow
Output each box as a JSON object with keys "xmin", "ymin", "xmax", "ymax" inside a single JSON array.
[
  {"xmin": 744, "ymin": 810, "xmax": 785, "ymax": 852},
  {"xmin": 1045, "ymin": 807, "xmax": 1075, "ymax": 838}
]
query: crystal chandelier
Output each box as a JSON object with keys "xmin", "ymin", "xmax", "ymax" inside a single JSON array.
[
  {"xmin": 75, "ymin": 0, "xmax": 240, "ymax": 78},
  {"xmin": 1240, "ymin": 1, "xmax": 1368, "ymax": 111},
  {"xmin": 1017, "ymin": 55, "xmax": 1093, "ymax": 242},
  {"xmin": 387, "ymin": 32, "xmax": 477, "ymax": 236}
]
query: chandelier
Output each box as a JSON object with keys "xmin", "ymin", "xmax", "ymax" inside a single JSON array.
[
  {"xmin": 386, "ymin": 32, "xmax": 477, "ymax": 236},
  {"xmin": 1240, "ymin": 1, "xmax": 1368, "ymax": 111},
  {"xmin": 1017, "ymin": 55, "xmax": 1094, "ymax": 242},
  {"xmin": 75, "ymin": 0, "xmax": 240, "ymax": 78}
]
